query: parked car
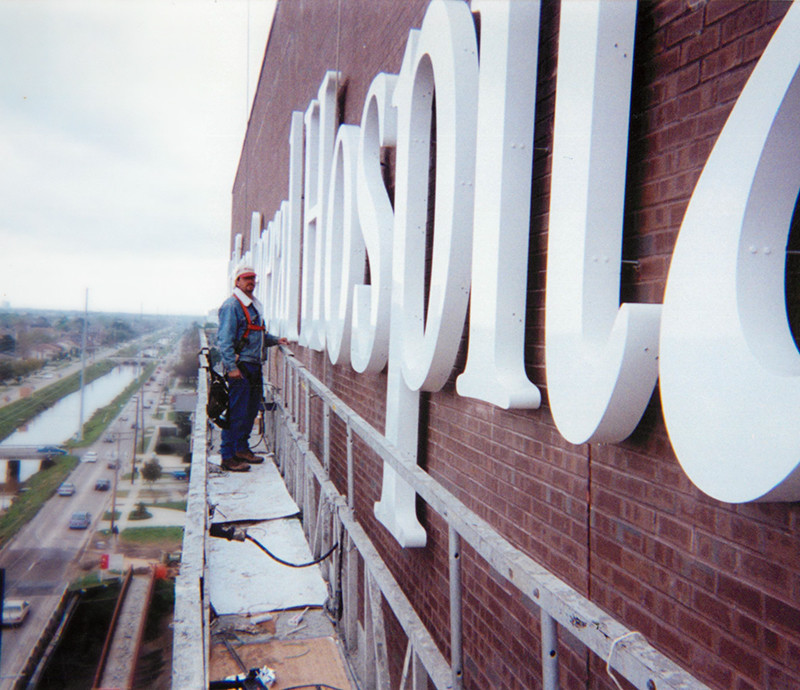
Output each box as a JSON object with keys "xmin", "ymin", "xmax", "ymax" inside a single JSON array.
[
  {"xmin": 94, "ymin": 479, "xmax": 111, "ymax": 491},
  {"xmin": 37, "ymin": 445, "xmax": 67, "ymax": 456},
  {"xmin": 69, "ymin": 511, "xmax": 92, "ymax": 529},
  {"xmin": 171, "ymin": 470, "xmax": 188, "ymax": 481},
  {"xmin": 2, "ymin": 599, "xmax": 31, "ymax": 627},
  {"xmin": 83, "ymin": 451, "xmax": 98, "ymax": 463},
  {"xmin": 57, "ymin": 482, "xmax": 76, "ymax": 496},
  {"xmin": 107, "ymin": 459, "xmax": 118, "ymax": 470}
]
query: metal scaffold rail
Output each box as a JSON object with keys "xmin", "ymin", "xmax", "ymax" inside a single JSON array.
[
  {"xmin": 268, "ymin": 350, "xmax": 709, "ymax": 690},
  {"xmin": 172, "ymin": 335, "xmax": 709, "ymax": 690}
]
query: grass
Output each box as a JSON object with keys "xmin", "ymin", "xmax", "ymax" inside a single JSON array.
[
  {"xmin": 147, "ymin": 500, "xmax": 187, "ymax": 512},
  {"xmin": 120, "ymin": 526, "xmax": 184, "ymax": 543},
  {"xmin": 0, "ymin": 455, "xmax": 80, "ymax": 547}
]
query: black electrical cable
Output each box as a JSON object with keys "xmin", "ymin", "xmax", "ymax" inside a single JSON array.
[{"xmin": 245, "ymin": 533, "xmax": 338, "ymax": 569}]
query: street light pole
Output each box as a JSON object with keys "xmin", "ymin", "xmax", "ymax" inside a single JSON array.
[
  {"xmin": 77, "ymin": 289, "xmax": 88, "ymax": 440},
  {"xmin": 110, "ymin": 430, "xmax": 122, "ymax": 537}
]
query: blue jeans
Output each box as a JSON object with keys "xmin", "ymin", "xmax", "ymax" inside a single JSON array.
[{"xmin": 220, "ymin": 361, "xmax": 263, "ymax": 459}]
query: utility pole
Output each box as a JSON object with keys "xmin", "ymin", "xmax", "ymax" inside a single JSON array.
[
  {"xmin": 131, "ymin": 396, "xmax": 139, "ymax": 485},
  {"xmin": 111, "ymin": 431, "xmax": 121, "ymax": 537},
  {"xmin": 77, "ymin": 289, "xmax": 88, "ymax": 440}
]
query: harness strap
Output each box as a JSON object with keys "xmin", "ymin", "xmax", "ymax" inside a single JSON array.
[{"xmin": 233, "ymin": 295, "xmax": 265, "ymax": 354}]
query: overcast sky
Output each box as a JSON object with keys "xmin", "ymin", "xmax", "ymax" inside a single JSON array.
[{"xmin": 0, "ymin": 0, "xmax": 275, "ymax": 317}]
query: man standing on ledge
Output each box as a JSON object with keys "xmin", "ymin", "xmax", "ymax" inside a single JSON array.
[{"xmin": 217, "ymin": 265, "xmax": 287, "ymax": 472}]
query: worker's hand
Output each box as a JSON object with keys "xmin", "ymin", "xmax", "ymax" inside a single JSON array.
[
  {"xmin": 278, "ymin": 337, "xmax": 289, "ymax": 346},
  {"xmin": 227, "ymin": 369, "xmax": 242, "ymax": 379}
]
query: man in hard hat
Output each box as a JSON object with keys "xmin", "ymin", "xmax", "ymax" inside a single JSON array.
[{"xmin": 217, "ymin": 265, "xmax": 287, "ymax": 471}]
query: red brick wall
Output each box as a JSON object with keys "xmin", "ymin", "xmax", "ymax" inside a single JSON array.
[{"xmin": 235, "ymin": 1, "xmax": 800, "ymax": 688}]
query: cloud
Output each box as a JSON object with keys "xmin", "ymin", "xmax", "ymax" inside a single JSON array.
[{"xmin": 0, "ymin": 0, "xmax": 275, "ymax": 315}]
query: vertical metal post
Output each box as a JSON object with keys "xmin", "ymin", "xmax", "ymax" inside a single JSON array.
[
  {"xmin": 449, "ymin": 526, "xmax": 463, "ymax": 689},
  {"xmin": 344, "ymin": 535, "xmax": 358, "ymax": 651},
  {"xmin": 346, "ymin": 423, "xmax": 354, "ymax": 509},
  {"xmin": 323, "ymin": 402, "xmax": 331, "ymax": 473},
  {"xmin": 304, "ymin": 378, "xmax": 311, "ymax": 438},
  {"xmin": 541, "ymin": 611, "xmax": 560, "ymax": 690},
  {"xmin": 283, "ymin": 356, "xmax": 290, "ymax": 418}
]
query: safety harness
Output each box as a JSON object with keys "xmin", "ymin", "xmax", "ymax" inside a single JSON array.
[{"xmin": 233, "ymin": 295, "xmax": 265, "ymax": 355}]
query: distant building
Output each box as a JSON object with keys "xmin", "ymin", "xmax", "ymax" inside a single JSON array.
[{"xmin": 173, "ymin": 393, "xmax": 196, "ymax": 413}]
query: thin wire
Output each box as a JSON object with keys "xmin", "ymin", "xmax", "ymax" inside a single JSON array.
[{"xmin": 606, "ymin": 630, "xmax": 642, "ymax": 690}]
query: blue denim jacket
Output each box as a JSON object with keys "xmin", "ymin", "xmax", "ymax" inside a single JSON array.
[{"xmin": 217, "ymin": 290, "xmax": 280, "ymax": 373}]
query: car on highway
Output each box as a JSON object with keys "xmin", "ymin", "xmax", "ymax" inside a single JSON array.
[
  {"xmin": 57, "ymin": 482, "xmax": 76, "ymax": 496},
  {"xmin": 69, "ymin": 511, "xmax": 92, "ymax": 529},
  {"xmin": 37, "ymin": 445, "xmax": 67, "ymax": 456},
  {"xmin": 83, "ymin": 451, "xmax": 98, "ymax": 463},
  {"xmin": 94, "ymin": 479, "xmax": 111, "ymax": 491},
  {"xmin": 2, "ymin": 599, "xmax": 31, "ymax": 627}
]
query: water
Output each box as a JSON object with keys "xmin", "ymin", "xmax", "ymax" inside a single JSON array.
[{"xmin": 1, "ymin": 365, "xmax": 139, "ymax": 451}]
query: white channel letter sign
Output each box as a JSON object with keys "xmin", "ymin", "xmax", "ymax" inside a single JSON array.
[
  {"xmin": 324, "ymin": 125, "xmax": 366, "ymax": 365},
  {"xmin": 299, "ymin": 72, "xmax": 340, "ymax": 352},
  {"xmin": 545, "ymin": 0, "xmax": 661, "ymax": 445},
  {"xmin": 351, "ymin": 73, "xmax": 397, "ymax": 375},
  {"xmin": 281, "ymin": 112, "xmax": 303, "ymax": 342},
  {"xmin": 660, "ymin": 0, "xmax": 800, "ymax": 503},
  {"xmin": 232, "ymin": 0, "xmax": 800, "ymax": 547},
  {"xmin": 456, "ymin": 0, "xmax": 542, "ymax": 410},
  {"xmin": 377, "ymin": 0, "xmax": 480, "ymax": 546}
]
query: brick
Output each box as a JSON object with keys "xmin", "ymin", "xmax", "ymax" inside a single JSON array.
[
  {"xmin": 693, "ymin": 590, "xmax": 731, "ymax": 627},
  {"xmin": 664, "ymin": 9, "xmax": 704, "ymax": 48},
  {"xmin": 718, "ymin": 636, "xmax": 763, "ymax": 683},
  {"xmin": 657, "ymin": 515, "xmax": 693, "ymax": 549},
  {"xmin": 741, "ymin": 553, "xmax": 790, "ymax": 593},
  {"xmin": 717, "ymin": 574, "xmax": 763, "ymax": 616},
  {"xmin": 765, "ymin": 595, "xmax": 800, "ymax": 635}
]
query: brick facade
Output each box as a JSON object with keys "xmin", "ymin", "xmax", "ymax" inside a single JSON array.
[{"xmin": 233, "ymin": 1, "xmax": 799, "ymax": 687}]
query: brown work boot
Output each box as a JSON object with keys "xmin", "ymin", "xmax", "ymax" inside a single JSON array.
[
  {"xmin": 221, "ymin": 457, "xmax": 250, "ymax": 472},
  {"xmin": 235, "ymin": 449, "xmax": 264, "ymax": 464}
]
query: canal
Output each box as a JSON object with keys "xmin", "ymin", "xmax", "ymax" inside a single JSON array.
[{"xmin": 0, "ymin": 365, "xmax": 139, "ymax": 482}]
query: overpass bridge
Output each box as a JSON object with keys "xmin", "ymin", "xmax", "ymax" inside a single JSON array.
[
  {"xmin": 108, "ymin": 356, "xmax": 156, "ymax": 366},
  {"xmin": 0, "ymin": 446, "xmax": 61, "ymax": 460}
]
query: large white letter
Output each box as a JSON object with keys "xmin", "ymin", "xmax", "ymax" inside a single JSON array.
[
  {"xmin": 545, "ymin": 0, "xmax": 660, "ymax": 444},
  {"xmin": 325, "ymin": 125, "xmax": 365, "ymax": 365},
  {"xmin": 374, "ymin": 30, "xmax": 426, "ymax": 549},
  {"xmin": 456, "ymin": 0, "xmax": 542, "ymax": 409},
  {"xmin": 375, "ymin": 0, "xmax": 478, "ymax": 547},
  {"xmin": 299, "ymin": 72, "xmax": 340, "ymax": 351},
  {"xmin": 352, "ymin": 73, "xmax": 397, "ymax": 374},
  {"xmin": 281, "ymin": 112, "xmax": 304, "ymax": 342},
  {"xmin": 396, "ymin": 0, "xmax": 478, "ymax": 393},
  {"xmin": 660, "ymin": 2, "xmax": 800, "ymax": 503}
]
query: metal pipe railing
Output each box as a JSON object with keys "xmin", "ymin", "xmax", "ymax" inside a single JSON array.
[{"xmin": 268, "ymin": 350, "xmax": 709, "ymax": 690}]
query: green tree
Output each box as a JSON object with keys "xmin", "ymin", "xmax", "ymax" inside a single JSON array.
[
  {"xmin": 0, "ymin": 334, "xmax": 14, "ymax": 354},
  {"xmin": 141, "ymin": 457, "xmax": 163, "ymax": 485}
]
